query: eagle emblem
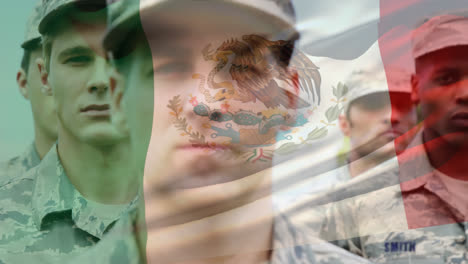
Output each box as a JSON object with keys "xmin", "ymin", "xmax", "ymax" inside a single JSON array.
[{"xmin": 193, "ymin": 34, "xmax": 321, "ymax": 109}]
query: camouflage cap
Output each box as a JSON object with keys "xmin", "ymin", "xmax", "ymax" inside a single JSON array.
[
  {"xmin": 344, "ymin": 67, "xmax": 412, "ymax": 114},
  {"xmin": 38, "ymin": 0, "xmax": 107, "ymax": 35},
  {"xmin": 103, "ymin": 0, "xmax": 297, "ymax": 55},
  {"xmin": 21, "ymin": 2, "xmax": 43, "ymax": 49},
  {"xmin": 411, "ymin": 12, "xmax": 468, "ymax": 59}
]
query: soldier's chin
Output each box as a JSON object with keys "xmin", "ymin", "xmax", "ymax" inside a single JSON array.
[
  {"xmin": 166, "ymin": 156, "xmax": 270, "ymax": 190},
  {"xmin": 372, "ymin": 141, "xmax": 397, "ymax": 160}
]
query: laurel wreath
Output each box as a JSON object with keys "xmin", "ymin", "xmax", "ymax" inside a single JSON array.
[
  {"xmin": 168, "ymin": 95, "xmax": 206, "ymax": 144},
  {"xmin": 167, "ymin": 82, "xmax": 348, "ymax": 160},
  {"xmin": 275, "ymin": 82, "xmax": 348, "ymax": 155}
]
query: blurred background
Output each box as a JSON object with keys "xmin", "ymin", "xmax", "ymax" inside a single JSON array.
[{"xmin": 0, "ymin": 1, "xmax": 36, "ymax": 160}]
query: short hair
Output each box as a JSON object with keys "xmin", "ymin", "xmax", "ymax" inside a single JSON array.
[
  {"xmin": 111, "ymin": 25, "xmax": 149, "ymax": 75},
  {"xmin": 41, "ymin": 21, "xmax": 69, "ymax": 73},
  {"xmin": 109, "ymin": 18, "xmax": 154, "ymax": 94},
  {"xmin": 41, "ymin": 4, "xmax": 107, "ymax": 72},
  {"xmin": 20, "ymin": 39, "xmax": 42, "ymax": 75},
  {"xmin": 108, "ymin": 11, "xmax": 156, "ymax": 76}
]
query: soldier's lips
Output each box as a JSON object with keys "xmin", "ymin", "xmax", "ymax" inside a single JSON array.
[
  {"xmin": 163, "ymin": 166, "xmax": 251, "ymax": 190},
  {"xmin": 162, "ymin": 144, "xmax": 252, "ymax": 189},
  {"xmin": 450, "ymin": 111, "xmax": 468, "ymax": 128},
  {"xmin": 176, "ymin": 143, "xmax": 232, "ymax": 152},
  {"xmin": 380, "ymin": 129, "xmax": 404, "ymax": 140},
  {"xmin": 174, "ymin": 143, "xmax": 247, "ymax": 157},
  {"xmin": 173, "ymin": 144, "xmax": 239, "ymax": 171},
  {"xmin": 80, "ymin": 104, "xmax": 110, "ymax": 117}
]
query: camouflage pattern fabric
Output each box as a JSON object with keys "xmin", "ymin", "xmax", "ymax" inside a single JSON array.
[
  {"xmin": 295, "ymin": 132, "xmax": 468, "ymax": 263},
  {"xmin": 66, "ymin": 208, "xmax": 143, "ymax": 264},
  {"xmin": 0, "ymin": 143, "xmax": 41, "ymax": 184},
  {"xmin": 0, "ymin": 144, "xmax": 139, "ymax": 262},
  {"xmin": 68, "ymin": 208, "xmax": 373, "ymax": 263},
  {"xmin": 0, "ymin": 210, "xmax": 141, "ymax": 264},
  {"xmin": 21, "ymin": 2, "xmax": 42, "ymax": 48},
  {"xmin": 104, "ymin": 0, "xmax": 297, "ymax": 55},
  {"xmin": 38, "ymin": 0, "xmax": 76, "ymax": 34},
  {"xmin": 39, "ymin": 0, "xmax": 107, "ymax": 34},
  {"xmin": 270, "ymin": 211, "xmax": 373, "ymax": 263}
]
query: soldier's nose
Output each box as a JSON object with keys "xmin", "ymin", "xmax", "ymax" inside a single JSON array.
[{"xmin": 88, "ymin": 85, "xmax": 108, "ymax": 94}]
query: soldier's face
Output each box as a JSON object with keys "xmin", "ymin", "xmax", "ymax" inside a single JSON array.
[
  {"xmin": 112, "ymin": 16, "xmax": 302, "ymax": 226},
  {"xmin": 47, "ymin": 18, "xmax": 124, "ymax": 146},
  {"xmin": 142, "ymin": 29, "xmax": 284, "ymax": 189},
  {"xmin": 413, "ymin": 45, "xmax": 468, "ymax": 146},
  {"xmin": 26, "ymin": 48, "xmax": 57, "ymax": 140},
  {"xmin": 344, "ymin": 92, "xmax": 416, "ymax": 158}
]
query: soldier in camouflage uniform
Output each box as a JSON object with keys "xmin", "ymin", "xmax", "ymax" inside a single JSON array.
[
  {"xmin": 295, "ymin": 12, "xmax": 468, "ymax": 264},
  {"xmin": 290, "ymin": 65, "xmax": 417, "ymax": 198},
  {"xmin": 275, "ymin": 58, "xmax": 418, "ymax": 219},
  {"xmin": 0, "ymin": 0, "xmax": 141, "ymax": 262},
  {"xmin": 338, "ymin": 67, "xmax": 417, "ymax": 180},
  {"xmin": 100, "ymin": 0, "xmax": 373, "ymax": 263},
  {"xmin": 0, "ymin": 3, "xmax": 57, "ymax": 181}
]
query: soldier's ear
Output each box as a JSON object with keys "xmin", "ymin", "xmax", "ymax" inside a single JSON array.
[
  {"xmin": 410, "ymin": 74, "xmax": 420, "ymax": 105},
  {"xmin": 16, "ymin": 69, "xmax": 29, "ymax": 100},
  {"xmin": 110, "ymin": 68, "xmax": 129, "ymax": 135},
  {"xmin": 36, "ymin": 58, "xmax": 53, "ymax": 96},
  {"xmin": 339, "ymin": 114, "xmax": 351, "ymax": 137}
]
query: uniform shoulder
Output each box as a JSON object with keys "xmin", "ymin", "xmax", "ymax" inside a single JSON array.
[
  {"xmin": 0, "ymin": 146, "xmax": 41, "ymax": 185},
  {"xmin": 272, "ymin": 211, "xmax": 373, "ymax": 264},
  {"xmin": 0, "ymin": 155, "xmax": 22, "ymax": 177},
  {"xmin": 0, "ymin": 163, "xmax": 38, "ymax": 189}
]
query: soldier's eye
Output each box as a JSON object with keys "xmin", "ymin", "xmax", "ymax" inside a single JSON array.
[
  {"xmin": 434, "ymin": 71, "xmax": 460, "ymax": 86},
  {"xmin": 64, "ymin": 55, "xmax": 92, "ymax": 65}
]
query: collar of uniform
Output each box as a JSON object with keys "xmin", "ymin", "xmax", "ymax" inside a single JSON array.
[
  {"xmin": 31, "ymin": 144, "xmax": 74, "ymax": 231},
  {"xmin": 398, "ymin": 130, "xmax": 435, "ymax": 192},
  {"xmin": 71, "ymin": 190, "xmax": 139, "ymax": 239},
  {"xmin": 397, "ymin": 130, "xmax": 465, "ymax": 220},
  {"xmin": 66, "ymin": 209, "xmax": 143, "ymax": 264},
  {"xmin": 19, "ymin": 142, "xmax": 41, "ymax": 171},
  {"xmin": 31, "ymin": 144, "xmax": 139, "ymax": 239}
]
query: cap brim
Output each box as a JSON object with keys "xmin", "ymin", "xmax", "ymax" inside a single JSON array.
[
  {"xmin": 104, "ymin": 0, "xmax": 297, "ymax": 54},
  {"xmin": 38, "ymin": 0, "xmax": 107, "ymax": 34},
  {"xmin": 21, "ymin": 37, "xmax": 41, "ymax": 49},
  {"xmin": 38, "ymin": 3, "xmax": 73, "ymax": 34}
]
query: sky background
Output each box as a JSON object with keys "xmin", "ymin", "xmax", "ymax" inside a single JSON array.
[{"xmin": 0, "ymin": 0, "xmax": 37, "ymax": 160}]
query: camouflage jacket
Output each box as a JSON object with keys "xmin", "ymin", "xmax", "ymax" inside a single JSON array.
[
  {"xmin": 0, "ymin": 143, "xmax": 41, "ymax": 183},
  {"xmin": 65, "ymin": 205, "xmax": 372, "ymax": 264},
  {"xmin": 309, "ymin": 131, "xmax": 468, "ymax": 263},
  {"xmin": 270, "ymin": 211, "xmax": 373, "ymax": 264},
  {"xmin": 41, "ymin": 207, "xmax": 143, "ymax": 264},
  {"xmin": 0, "ymin": 144, "xmax": 139, "ymax": 262}
]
